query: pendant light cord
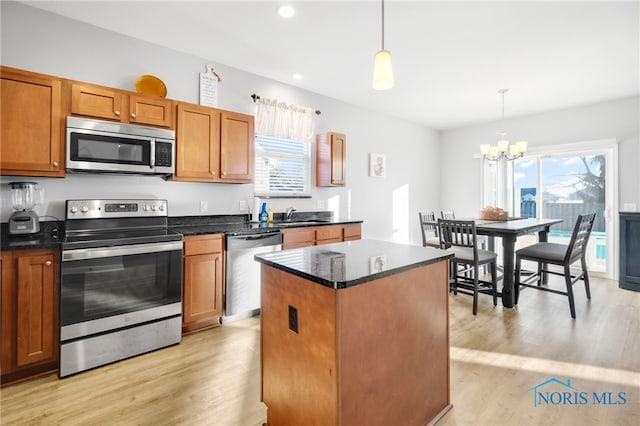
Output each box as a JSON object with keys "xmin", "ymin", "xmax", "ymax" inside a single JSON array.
[{"xmin": 381, "ymin": 0, "xmax": 385, "ymax": 50}]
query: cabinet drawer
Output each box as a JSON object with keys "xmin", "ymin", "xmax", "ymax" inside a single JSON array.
[
  {"xmin": 316, "ymin": 225, "xmax": 343, "ymax": 241},
  {"xmin": 183, "ymin": 235, "xmax": 223, "ymax": 256},
  {"xmin": 282, "ymin": 228, "xmax": 316, "ymax": 244},
  {"xmin": 343, "ymin": 223, "xmax": 361, "ymax": 239}
]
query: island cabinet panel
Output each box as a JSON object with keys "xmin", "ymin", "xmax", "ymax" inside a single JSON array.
[
  {"xmin": 1, "ymin": 249, "xmax": 60, "ymax": 385},
  {"xmin": 182, "ymin": 234, "xmax": 223, "ymax": 333},
  {"xmin": 1, "ymin": 67, "xmax": 64, "ymax": 177},
  {"xmin": 260, "ymin": 265, "xmax": 339, "ymax": 425},
  {"xmin": 260, "ymin": 259, "xmax": 450, "ymax": 426}
]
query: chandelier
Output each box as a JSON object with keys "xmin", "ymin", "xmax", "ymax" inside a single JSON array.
[{"xmin": 480, "ymin": 89, "xmax": 527, "ymax": 161}]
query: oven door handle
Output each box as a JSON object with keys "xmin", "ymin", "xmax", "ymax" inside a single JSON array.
[{"xmin": 62, "ymin": 241, "xmax": 183, "ymax": 261}]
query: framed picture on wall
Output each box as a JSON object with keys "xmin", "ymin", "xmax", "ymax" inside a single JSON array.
[{"xmin": 369, "ymin": 153, "xmax": 386, "ymax": 178}]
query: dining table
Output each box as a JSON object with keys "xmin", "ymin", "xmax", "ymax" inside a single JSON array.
[{"xmin": 474, "ymin": 217, "xmax": 563, "ymax": 308}]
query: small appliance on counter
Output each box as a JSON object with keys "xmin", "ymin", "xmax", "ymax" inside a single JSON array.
[{"xmin": 8, "ymin": 181, "xmax": 43, "ymax": 235}]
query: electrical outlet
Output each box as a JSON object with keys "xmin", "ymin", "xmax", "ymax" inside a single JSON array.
[
  {"xmin": 316, "ymin": 199, "xmax": 324, "ymax": 209},
  {"xmin": 288, "ymin": 305, "xmax": 298, "ymax": 334},
  {"xmin": 239, "ymin": 200, "xmax": 247, "ymax": 212},
  {"xmin": 623, "ymin": 203, "xmax": 637, "ymax": 212},
  {"xmin": 200, "ymin": 200, "xmax": 208, "ymax": 213}
]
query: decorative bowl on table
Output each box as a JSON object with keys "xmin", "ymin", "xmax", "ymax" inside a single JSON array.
[{"xmin": 480, "ymin": 207, "xmax": 508, "ymax": 221}]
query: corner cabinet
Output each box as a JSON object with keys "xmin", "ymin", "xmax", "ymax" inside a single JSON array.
[
  {"xmin": 182, "ymin": 234, "xmax": 224, "ymax": 333},
  {"xmin": 1, "ymin": 67, "xmax": 64, "ymax": 177},
  {"xmin": 316, "ymin": 132, "xmax": 346, "ymax": 187},
  {"xmin": 1, "ymin": 248, "xmax": 60, "ymax": 385},
  {"xmin": 619, "ymin": 212, "xmax": 640, "ymax": 292},
  {"xmin": 174, "ymin": 102, "xmax": 254, "ymax": 183},
  {"xmin": 69, "ymin": 82, "xmax": 173, "ymax": 128}
]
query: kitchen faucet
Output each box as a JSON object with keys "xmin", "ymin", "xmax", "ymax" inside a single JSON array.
[{"xmin": 285, "ymin": 206, "xmax": 297, "ymax": 221}]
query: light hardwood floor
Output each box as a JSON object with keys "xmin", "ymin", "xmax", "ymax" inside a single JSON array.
[{"xmin": 2, "ymin": 274, "xmax": 639, "ymax": 425}]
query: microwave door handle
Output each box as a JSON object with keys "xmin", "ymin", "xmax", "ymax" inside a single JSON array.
[{"xmin": 150, "ymin": 139, "xmax": 155, "ymax": 168}]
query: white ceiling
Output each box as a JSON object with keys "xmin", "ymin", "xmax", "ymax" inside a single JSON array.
[{"xmin": 20, "ymin": 1, "xmax": 640, "ymax": 130}]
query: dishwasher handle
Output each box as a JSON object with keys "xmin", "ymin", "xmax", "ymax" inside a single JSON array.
[{"xmin": 226, "ymin": 232, "xmax": 283, "ymax": 250}]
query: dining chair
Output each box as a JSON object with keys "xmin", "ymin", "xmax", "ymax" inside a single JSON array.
[
  {"xmin": 441, "ymin": 210, "xmax": 488, "ymax": 249},
  {"xmin": 438, "ymin": 218, "xmax": 498, "ymax": 315},
  {"xmin": 514, "ymin": 213, "xmax": 596, "ymax": 319},
  {"xmin": 418, "ymin": 211, "xmax": 441, "ymax": 248}
]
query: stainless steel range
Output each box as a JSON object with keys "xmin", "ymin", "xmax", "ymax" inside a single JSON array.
[{"xmin": 60, "ymin": 199, "xmax": 183, "ymax": 377}]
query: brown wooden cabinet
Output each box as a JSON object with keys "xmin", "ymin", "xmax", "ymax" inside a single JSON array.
[
  {"xmin": 1, "ymin": 67, "xmax": 64, "ymax": 177},
  {"xmin": 282, "ymin": 223, "xmax": 361, "ymax": 250},
  {"xmin": 70, "ymin": 82, "xmax": 173, "ymax": 128},
  {"xmin": 343, "ymin": 223, "xmax": 362, "ymax": 241},
  {"xmin": 1, "ymin": 248, "xmax": 60, "ymax": 385},
  {"xmin": 182, "ymin": 234, "xmax": 224, "ymax": 333},
  {"xmin": 174, "ymin": 102, "xmax": 254, "ymax": 183},
  {"xmin": 316, "ymin": 132, "xmax": 346, "ymax": 186}
]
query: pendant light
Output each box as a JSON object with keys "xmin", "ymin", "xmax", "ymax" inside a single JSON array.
[{"xmin": 372, "ymin": 0, "xmax": 394, "ymax": 90}]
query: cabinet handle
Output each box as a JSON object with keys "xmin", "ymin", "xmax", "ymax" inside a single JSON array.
[
  {"xmin": 45, "ymin": 261, "xmax": 52, "ymax": 266},
  {"xmin": 131, "ymin": 113, "xmax": 136, "ymax": 119},
  {"xmin": 211, "ymin": 171, "xmax": 216, "ymax": 175},
  {"xmin": 222, "ymin": 172, "xmax": 227, "ymax": 176},
  {"xmin": 115, "ymin": 111, "xmax": 121, "ymax": 116},
  {"xmin": 52, "ymin": 162, "xmax": 59, "ymax": 167}
]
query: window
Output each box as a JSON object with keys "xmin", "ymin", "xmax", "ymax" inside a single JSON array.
[{"xmin": 254, "ymin": 134, "xmax": 310, "ymax": 197}]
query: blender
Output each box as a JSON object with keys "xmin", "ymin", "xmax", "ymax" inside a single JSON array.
[{"xmin": 8, "ymin": 182, "xmax": 43, "ymax": 235}]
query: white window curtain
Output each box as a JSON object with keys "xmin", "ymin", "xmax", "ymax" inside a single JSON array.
[{"xmin": 255, "ymin": 97, "xmax": 315, "ymax": 141}]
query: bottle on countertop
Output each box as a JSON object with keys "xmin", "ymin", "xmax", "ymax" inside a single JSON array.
[
  {"xmin": 259, "ymin": 202, "xmax": 268, "ymax": 223},
  {"xmin": 268, "ymin": 208, "xmax": 274, "ymax": 223}
]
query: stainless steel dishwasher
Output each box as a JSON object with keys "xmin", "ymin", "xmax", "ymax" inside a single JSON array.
[{"xmin": 223, "ymin": 230, "xmax": 282, "ymax": 324}]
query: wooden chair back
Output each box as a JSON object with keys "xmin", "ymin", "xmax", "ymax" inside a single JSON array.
[
  {"xmin": 438, "ymin": 218, "xmax": 478, "ymax": 252},
  {"xmin": 418, "ymin": 211, "xmax": 438, "ymax": 247},
  {"xmin": 565, "ymin": 213, "xmax": 596, "ymax": 263}
]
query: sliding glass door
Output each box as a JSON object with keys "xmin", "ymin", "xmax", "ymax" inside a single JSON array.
[{"xmin": 484, "ymin": 140, "xmax": 617, "ymax": 278}]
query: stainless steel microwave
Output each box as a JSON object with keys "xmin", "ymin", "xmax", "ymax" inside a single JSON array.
[{"xmin": 66, "ymin": 116, "xmax": 175, "ymax": 176}]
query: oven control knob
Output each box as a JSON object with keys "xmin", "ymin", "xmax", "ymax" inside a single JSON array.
[
  {"xmin": 151, "ymin": 205, "xmax": 157, "ymax": 211},
  {"xmin": 81, "ymin": 206, "xmax": 89, "ymax": 213},
  {"xmin": 142, "ymin": 205, "xmax": 149, "ymax": 211},
  {"xmin": 158, "ymin": 204, "xmax": 165, "ymax": 211},
  {"xmin": 70, "ymin": 206, "xmax": 78, "ymax": 214}
]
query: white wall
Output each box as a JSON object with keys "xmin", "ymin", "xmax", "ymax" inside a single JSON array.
[
  {"xmin": 440, "ymin": 96, "xmax": 640, "ymax": 216},
  {"xmin": 0, "ymin": 2, "xmax": 441, "ymax": 245}
]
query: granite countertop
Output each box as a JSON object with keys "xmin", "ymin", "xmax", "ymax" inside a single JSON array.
[
  {"xmin": 169, "ymin": 213, "xmax": 362, "ymax": 237},
  {"xmin": 1, "ymin": 221, "xmax": 64, "ymax": 251},
  {"xmin": 254, "ymin": 239, "xmax": 452, "ymax": 289},
  {"xmin": 1, "ymin": 213, "xmax": 363, "ymax": 251}
]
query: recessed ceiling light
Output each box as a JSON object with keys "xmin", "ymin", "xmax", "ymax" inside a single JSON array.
[
  {"xmin": 277, "ymin": 6, "xmax": 295, "ymax": 18},
  {"xmin": 292, "ymin": 73, "xmax": 303, "ymax": 80}
]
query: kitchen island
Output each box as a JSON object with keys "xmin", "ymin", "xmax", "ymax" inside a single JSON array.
[{"xmin": 255, "ymin": 240, "xmax": 453, "ymax": 426}]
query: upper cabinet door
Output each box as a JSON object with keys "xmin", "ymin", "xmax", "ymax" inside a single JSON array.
[
  {"xmin": 330, "ymin": 132, "xmax": 346, "ymax": 185},
  {"xmin": 220, "ymin": 111, "xmax": 254, "ymax": 182},
  {"xmin": 129, "ymin": 95, "xmax": 173, "ymax": 128},
  {"xmin": 316, "ymin": 131, "xmax": 346, "ymax": 187},
  {"xmin": 175, "ymin": 102, "xmax": 221, "ymax": 182},
  {"xmin": 0, "ymin": 67, "xmax": 64, "ymax": 177},
  {"xmin": 71, "ymin": 83, "xmax": 125, "ymax": 121}
]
